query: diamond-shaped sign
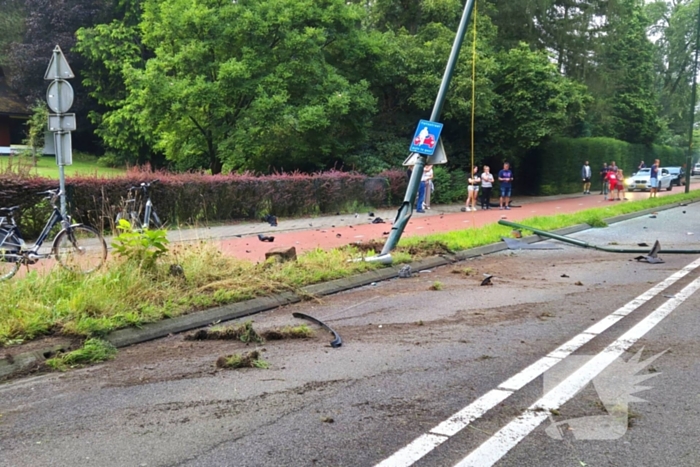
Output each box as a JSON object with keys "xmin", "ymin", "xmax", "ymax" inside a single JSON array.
[{"xmin": 44, "ymin": 45, "xmax": 75, "ymax": 80}]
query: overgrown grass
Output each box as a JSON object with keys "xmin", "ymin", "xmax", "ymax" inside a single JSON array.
[
  {"xmin": 0, "ymin": 244, "xmax": 384, "ymax": 346},
  {"xmin": 45, "ymin": 338, "xmax": 117, "ymax": 370},
  {"xmin": 399, "ymin": 191, "xmax": 700, "ymax": 252}
]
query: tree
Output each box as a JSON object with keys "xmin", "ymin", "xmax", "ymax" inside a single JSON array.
[
  {"xmin": 594, "ymin": 0, "xmax": 661, "ymax": 144},
  {"xmin": 490, "ymin": 43, "xmax": 590, "ymax": 161},
  {"xmin": 89, "ymin": 0, "xmax": 378, "ymax": 174}
]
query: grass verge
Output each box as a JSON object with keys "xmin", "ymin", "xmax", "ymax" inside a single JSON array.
[
  {"xmin": 398, "ymin": 191, "xmax": 700, "ymax": 252},
  {"xmin": 0, "ymin": 244, "xmax": 388, "ymax": 346},
  {"xmin": 1, "ymin": 190, "xmax": 698, "ymax": 348}
]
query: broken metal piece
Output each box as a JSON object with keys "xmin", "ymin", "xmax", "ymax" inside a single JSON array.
[
  {"xmin": 481, "ymin": 274, "xmax": 493, "ymax": 286},
  {"xmin": 292, "ymin": 312, "xmax": 342, "ymax": 348},
  {"xmin": 502, "ymin": 237, "xmax": 563, "ymax": 250},
  {"xmin": 398, "ymin": 265, "xmax": 413, "ymax": 278}
]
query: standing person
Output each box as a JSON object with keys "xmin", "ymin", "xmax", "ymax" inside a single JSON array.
[
  {"xmin": 581, "ymin": 161, "xmax": 592, "ymax": 194},
  {"xmin": 649, "ymin": 158, "xmax": 660, "ymax": 198},
  {"xmin": 498, "ymin": 162, "xmax": 514, "ymax": 210},
  {"xmin": 423, "ymin": 165, "xmax": 434, "ymax": 209},
  {"xmin": 480, "ymin": 166, "xmax": 494, "ymax": 210},
  {"xmin": 606, "ymin": 168, "xmax": 618, "ymax": 201},
  {"xmin": 461, "ymin": 166, "xmax": 480, "ymax": 211},
  {"xmin": 599, "ymin": 162, "xmax": 609, "ymax": 195},
  {"xmin": 615, "ymin": 168, "xmax": 626, "ymax": 201},
  {"xmin": 638, "ymin": 160, "xmax": 646, "ymax": 171},
  {"xmin": 416, "ymin": 165, "xmax": 430, "ymax": 213}
]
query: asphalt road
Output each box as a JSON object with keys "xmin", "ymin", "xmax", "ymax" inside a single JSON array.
[{"xmin": 2, "ymin": 204, "xmax": 700, "ymax": 467}]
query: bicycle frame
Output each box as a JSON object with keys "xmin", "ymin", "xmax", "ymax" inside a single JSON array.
[
  {"xmin": 119, "ymin": 180, "xmax": 160, "ymax": 230},
  {"xmin": 1, "ymin": 197, "xmax": 69, "ymax": 261}
]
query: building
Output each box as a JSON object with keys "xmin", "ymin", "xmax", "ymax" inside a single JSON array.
[{"xmin": 0, "ymin": 67, "xmax": 30, "ymax": 154}]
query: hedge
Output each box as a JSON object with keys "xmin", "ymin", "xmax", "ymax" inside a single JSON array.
[
  {"xmin": 0, "ymin": 169, "xmax": 409, "ymax": 238},
  {"xmin": 526, "ymin": 137, "xmax": 687, "ymax": 195}
]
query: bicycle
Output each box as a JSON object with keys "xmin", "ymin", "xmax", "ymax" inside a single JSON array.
[
  {"xmin": 115, "ymin": 180, "xmax": 162, "ymax": 230},
  {"xmin": 0, "ymin": 189, "xmax": 108, "ymax": 281}
]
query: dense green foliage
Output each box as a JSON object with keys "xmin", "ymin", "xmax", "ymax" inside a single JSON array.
[{"xmin": 2, "ymin": 0, "xmax": 699, "ymax": 179}]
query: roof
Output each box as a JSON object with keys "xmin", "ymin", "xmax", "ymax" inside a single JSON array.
[{"xmin": 0, "ymin": 73, "xmax": 29, "ymax": 116}]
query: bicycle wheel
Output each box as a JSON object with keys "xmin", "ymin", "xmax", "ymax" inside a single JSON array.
[
  {"xmin": 53, "ymin": 225, "xmax": 108, "ymax": 275},
  {"xmin": 0, "ymin": 229, "xmax": 21, "ymax": 281}
]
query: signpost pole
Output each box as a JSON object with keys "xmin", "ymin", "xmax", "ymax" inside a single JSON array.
[
  {"xmin": 44, "ymin": 45, "xmax": 76, "ymax": 218},
  {"xmin": 379, "ymin": 0, "xmax": 476, "ymax": 257}
]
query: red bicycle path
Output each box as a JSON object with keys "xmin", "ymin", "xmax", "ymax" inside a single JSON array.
[{"xmin": 217, "ymin": 184, "xmax": 700, "ymax": 263}]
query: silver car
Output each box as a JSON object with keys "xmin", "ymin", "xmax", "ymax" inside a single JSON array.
[{"xmin": 625, "ymin": 168, "xmax": 673, "ymax": 192}]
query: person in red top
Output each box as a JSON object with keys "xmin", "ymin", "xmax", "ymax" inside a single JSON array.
[{"xmin": 606, "ymin": 169, "xmax": 618, "ymax": 201}]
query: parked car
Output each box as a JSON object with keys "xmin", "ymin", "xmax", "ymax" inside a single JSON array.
[
  {"xmin": 664, "ymin": 166, "xmax": 685, "ymax": 186},
  {"xmin": 625, "ymin": 167, "xmax": 673, "ymax": 191},
  {"xmin": 693, "ymin": 163, "xmax": 700, "ymax": 176}
]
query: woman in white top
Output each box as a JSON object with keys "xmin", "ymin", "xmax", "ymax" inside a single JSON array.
[
  {"xmin": 480, "ymin": 166, "xmax": 494, "ymax": 209},
  {"xmin": 462, "ymin": 166, "xmax": 480, "ymax": 211},
  {"xmin": 422, "ymin": 165, "xmax": 434, "ymax": 209}
]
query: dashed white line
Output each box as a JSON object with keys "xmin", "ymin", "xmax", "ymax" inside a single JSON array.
[{"xmin": 374, "ymin": 257, "xmax": 700, "ymax": 467}]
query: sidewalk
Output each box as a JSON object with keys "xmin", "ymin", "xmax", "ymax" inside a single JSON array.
[{"xmin": 167, "ymin": 183, "xmax": 700, "ymax": 262}]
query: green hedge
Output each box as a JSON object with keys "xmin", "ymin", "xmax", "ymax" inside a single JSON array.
[{"xmin": 527, "ymin": 137, "xmax": 687, "ymax": 195}]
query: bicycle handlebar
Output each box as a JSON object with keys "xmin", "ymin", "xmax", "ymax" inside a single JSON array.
[{"xmin": 127, "ymin": 179, "xmax": 160, "ymax": 192}]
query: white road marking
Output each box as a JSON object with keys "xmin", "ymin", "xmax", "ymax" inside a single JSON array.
[
  {"xmin": 374, "ymin": 257, "xmax": 700, "ymax": 467},
  {"xmin": 454, "ymin": 274, "xmax": 700, "ymax": 467}
]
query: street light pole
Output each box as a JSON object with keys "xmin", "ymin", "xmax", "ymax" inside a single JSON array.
[
  {"xmin": 379, "ymin": 0, "xmax": 477, "ymax": 257},
  {"xmin": 685, "ymin": 0, "xmax": 700, "ymax": 192}
]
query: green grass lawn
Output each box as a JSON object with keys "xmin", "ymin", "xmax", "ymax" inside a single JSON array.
[{"xmin": 0, "ymin": 154, "xmax": 126, "ymax": 178}]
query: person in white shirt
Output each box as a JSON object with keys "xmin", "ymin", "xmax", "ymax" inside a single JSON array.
[
  {"xmin": 480, "ymin": 166, "xmax": 494, "ymax": 209},
  {"xmin": 461, "ymin": 166, "xmax": 480, "ymax": 211}
]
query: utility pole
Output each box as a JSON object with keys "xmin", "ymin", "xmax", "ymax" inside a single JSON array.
[{"xmin": 685, "ymin": 0, "xmax": 700, "ymax": 192}]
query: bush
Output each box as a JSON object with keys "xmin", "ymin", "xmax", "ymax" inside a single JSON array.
[{"xmin": 0, "ymin": 168, "xmax": 408, "ymax": 236}]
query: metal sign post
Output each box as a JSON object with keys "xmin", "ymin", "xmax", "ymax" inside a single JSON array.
[
  {"xmin": 44, "ymin": 45, "xmax": 76, "ymax": 217},
  {"xmin": 376, "ymin": 0, "xmax": 477, "ymax": 259}
]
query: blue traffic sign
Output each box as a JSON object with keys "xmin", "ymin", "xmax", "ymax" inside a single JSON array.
[{"xmin": 409, "ymin": 120, "xmax": 444, "ymax": 156}]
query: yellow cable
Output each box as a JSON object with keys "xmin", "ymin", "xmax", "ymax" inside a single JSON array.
[
  {"xmin": 470, "ymin": 0, "xmax": 477, "ymax": 175},
  {"xmin": 470, "ymin": 1, "xmax": 478, "ymax": 217}
]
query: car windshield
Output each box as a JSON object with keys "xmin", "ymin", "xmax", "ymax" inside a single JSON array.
[{"xmin": 637, "ymin": 168, "xmax": 650, "ymax": 174}]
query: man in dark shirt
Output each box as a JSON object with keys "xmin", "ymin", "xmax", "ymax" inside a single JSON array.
[
  {"xmin": 498, "ymin": 162, "xmax": 514, "ymax": 210},
  {"xmin": 599, "ymin": 162, "xmax": 608, "ymax": 195}
]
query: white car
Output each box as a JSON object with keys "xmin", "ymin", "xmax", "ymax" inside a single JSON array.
[
  {"xmin": 693, "ymin": 163, "xmax": 700, "ymax": 176},
  {"xmin": 626, "ymin": 168, "xmax": 673, "ymax": 192}
]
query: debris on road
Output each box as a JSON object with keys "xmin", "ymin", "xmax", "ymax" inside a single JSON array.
[
  {"xmin": 560, "ymin": 274, "xmax": 569, "ymax": 278},
  {"xmin": 186, "ymin": 321, "xmax": 263, "ymax": 343},
  {"xmin": 261, "ymin": 214, "xmax": 278, "ymax": 227},
  {"xmin": 265, "ymin": 246, "xmax": 297, "ymax": 263},
  {"xmin": 258, "ymin": 234, "xmax": 275, "ymax": 242},
  {"xmin": 292, "ymin": 312, "xmax": 342, "ymax": 348},
  {"xmin": 216, "ymin": 351, "xmax": 268, "ymax": 369},
  {"xmin": 336, "ymin": 233, "xmax": 342, "ymax": 238},
  {"xmin": 574, "ymin": 281, "xmax": 583, "ymax": 286},
  {"xmin": 372, "ymin": 217, "xmax": 386, "ymax": 224},
  {"xmin": 481, "ymin": 274, "xmax": 494, "ymax": 286},
  {"xmin": 260, "ymin": 325, "xmax": 314, "ymax": 340},
  {"xmin": 398, "ymin": 265, "xmax": 413, "ymax": 278}
]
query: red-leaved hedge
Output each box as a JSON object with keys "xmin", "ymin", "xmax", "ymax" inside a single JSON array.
[{"xmin": 0, "ymin": 169, "xmax": 408, "ymax": 237}]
